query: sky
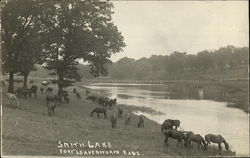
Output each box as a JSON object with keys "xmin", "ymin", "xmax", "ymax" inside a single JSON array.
[{"xmin": 110, "ymin": 1, "xmax": 249, "ymax": 62}]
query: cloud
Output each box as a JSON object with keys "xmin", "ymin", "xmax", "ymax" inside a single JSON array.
[{"xmin": 111, "ymin": 1, "xmax": 249, "ymax": 61}]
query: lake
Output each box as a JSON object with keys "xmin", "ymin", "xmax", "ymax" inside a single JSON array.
[{"xmin": 83, "ymin": 83, "xmax": 249, "ymax": 156}]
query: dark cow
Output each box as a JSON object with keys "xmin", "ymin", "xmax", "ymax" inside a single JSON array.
[
  {"xmin": 188, "ymin": 133, "xmax": 207, "ymax": 150},
  {"xmin": 46, "ymin": 94, "xmax": 55, "ymax": 106},
  {"xmin": 86, "ymin": 95, "xmax": 98, "ymax": 102},
  {"xmin": 90, "ymin": 107, "xmax": 107, "ymax": 118},
  {"xmin": 40, "ymin": 87, "xmax": 44, "ymax": 94},
  {"xmin": 54, "ymin": 95, "xmax": 59, "ymax": 102},
  {"xmin": 98, "ymin": 97, "xmax": 117, "ymax": 108},
  {"xmin": 46, "ymin": 87, "xmax": 53, "ymax": 95},
  {"xmin": 30, "ymin": 85, "xmax": 38, "ymax": 98},
  {"xmin": 161, "ymin": 119, "xmax": 181, "ymax": 132},
  {"xmin": 164, "ymin": 130, "xmax": 186, "ymax": 147},
  {"xmin": 98, "ymin": 97, "xmax": 110, "ymax": 107},
  {"xmin": 109, "ymin": 98, "xmax": 117, "ymax": 107},
  {"xmin": 86, "ymin": 90, "xmax": 90, "ymax": 95},
  {"xmin": 62, "ymin": 90, "xmax": 70, "ymax": 103},
  {"xmin": 73, "ymin": 88, "xmax": 77, "ymax": 94},
  {"xmin": 118, "ymin": 108, "xmax": 123, "ymax": 118},
  {"xmin": 76, "ymin": 92, "xmax": 81, "ymax": 99},
  {"xmin": 137, "ymin": 115, "xmax": 145, "ymax": 128},
  {"xmin": 15, "ymin": 87, "xmax": 32, "ymax": 98},
  {"xmin": 111, "ymin": 113, "xmax": 117, "ymax": 128},
  {"xmin": 29, "ymin": 80, "xmax": 34, "ymax": 84},
  {"xmin": 47, "ymin": 101, "xmax": 56, "ymax": 116},
  {"xmin": 125, "ymin": 113, "xmax": 131, "ymax": 125}
]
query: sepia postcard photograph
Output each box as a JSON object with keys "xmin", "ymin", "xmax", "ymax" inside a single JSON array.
[{"xmin": 0, "ymin": 0, "xmax": 249, "ymax": 157}]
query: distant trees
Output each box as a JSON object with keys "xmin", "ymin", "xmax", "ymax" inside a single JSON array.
[
  {"xmin": 109, "ymin": 57, "xmax": 135, "ymax": 79},
  {"xmin": 109, "ymin": 46, "xmax": 249, "ymax": 80}
]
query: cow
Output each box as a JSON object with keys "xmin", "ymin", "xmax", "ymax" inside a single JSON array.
[{"xmin": 6, "ymin": 93, "xmax": 19, "ymax": 107}]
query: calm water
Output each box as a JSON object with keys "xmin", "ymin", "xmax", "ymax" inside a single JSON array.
[{"xmin": 83, "ymin": 83, "xmax": 249, "ymax": 156}]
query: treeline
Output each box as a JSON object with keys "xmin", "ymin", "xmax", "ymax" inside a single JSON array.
[{"xmin": 108, "ymin": 46, "xmax": 249, "ymax": 80}]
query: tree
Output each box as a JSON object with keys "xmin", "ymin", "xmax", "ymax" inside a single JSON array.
[
  {"xmin": 134, "ymin": 58, "xmax": 152, "ymax": 80},
  {"xmin": 109, "ymin": 57, "xmax": 135, "ymax": 79},
  {"xmin": 167, "ymin": 51, "xmax": 187, "ymax": 73},
  {"xmin": 196, "ymin": 50, "xmax": 213, "ymax": 73},
  {"xmin": 2, "ymin": 0, "xmax": 45, "ymax": 91},
  {"xmin": 41, "ymin": 0, "xmax": 125, "ymax": 100},
  {"xmin": 214, "ymin": 46, "xmax": 234, "ymax": 73}
]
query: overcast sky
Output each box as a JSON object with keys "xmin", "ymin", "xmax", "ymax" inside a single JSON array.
[{"xmin": 110, "ymin": 1, "xmax": 249, "ymax": 62}]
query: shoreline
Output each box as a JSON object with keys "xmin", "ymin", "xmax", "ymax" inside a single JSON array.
[
  {"xmin": 78, "ymin": 80, "xmax": 249, "ymax": 114},
  {"xmin": 77, "ymin": 81, "xmax": 248, "ymax": 156},
  {"xmin": 2, "ymin": 83, "xmax": 239, "ymax": 156}
]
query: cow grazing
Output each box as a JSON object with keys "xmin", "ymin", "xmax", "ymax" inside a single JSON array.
[
  {"xmin": 6, "ymin": 93, "xmax": 19, "ymax": 107},
  {"xmin": 76, "ymin": 92, "xmax": 81, "ymax": 99},
  {"xmin": 98, "ymin": 97, "xmax": 110, "ymax": 107},
  {"xmin": 98, "ymin": 97, "xmax": 117, "ymax": 108},
  {"xmin": 109, "ymin": 98, "xmax": 117, "ymax": 107},
  {"xmin": 15, "ymin": 87, "xmax": 32, "ymax": 98},
  {"xmin": 73, "ymin": 88, "xmax": 77, "ymax": 94},
  {"xmin": 125, "ymin": 113, "xmax": 131, "ymax": 125},
  {"xmin": 90, "ymin": 107, "xmax": 107, "ymax": 118},
  {"xmin": 46, "ymin": 87, "xmax": 53, "ymax": 95},
  {"xmin": 40, "ymin": 87, "xmax": 44, "ymax": 94},
  {"xmin": 62, "ymin": 90, "xmax": 70, "ymax": 103},
  {"xmin": 137, "ymin": 115, "xmax": 145, "ymax": 128},
  {"xmin": 30, "ymin": 85, "xmax": 38, "ymax": 98},
  {"xmin": 163, "ymin": 130, "xmax": 186, "ymax": 147},
  {"xmin": 111, "ymin": 113, "xmax": 117, "ymax": 128},
  {"xmin": 188, "ymin": 133, "xmax": 207, "ymax": 151},
  {"xmin": 47, "ymin": 102, "xmax": 56, "ymax": 116},
  {"xmin": 86, "ymin": 95, "xmax": 98, "ymax": 102},
  {"xmin": 205, "ymin": 134, "xmax": 229, "ymax": 151},
  {"xmin": 46, "ymin": 94, "xmax": 54, "ymax": 106},
  {"xmin": 118, "ymin": 108, "xmax": 123, "ymax": 118},
  {"xmin": 86, "ymin": 90, "xmax": 90, "ymax": 95}
]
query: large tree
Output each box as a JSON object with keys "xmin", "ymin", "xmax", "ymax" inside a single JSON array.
[
  {"xmin": 2, "ymin": 0, "xmax": 45, "ymax": 91},
  {"xmin": 41, "ymin": 0, "xmax": 125, "ymax": 100}
]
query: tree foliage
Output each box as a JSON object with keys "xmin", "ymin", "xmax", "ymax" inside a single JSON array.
[
  {"xmin": 2, "ymin": 0, "xmax": 125, "ymax": 93},
  {"xmin": 109, "ymin": 46, "xmax": 249, "ymax": 80},
  {"xmin": 2, "ymin": 0, "xmax": 46, "ymax": 91},
  {"xmin": 39, "ymin": 0, "xmax": 125, "ymax": 98}
]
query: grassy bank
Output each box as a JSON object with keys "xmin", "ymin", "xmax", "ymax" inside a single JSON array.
[
  {"xmin": 1, "ymin": 84, "xmax": 236, "ymax": 157},
  {"xmin": 205, "ymin": 80, "xmax": 249, "ymax": 113}
]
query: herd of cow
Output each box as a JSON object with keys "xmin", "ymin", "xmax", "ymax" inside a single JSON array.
[
  {"xmin": 160, "ymin": 119, "xmax": 230, "ymax": 153},
  {"xmin": 3, "ymin": 81, "xmax": 230, "ymax": 154},
  {"xmin": 86, "ymin": 92, "xmax": 145, "ymax": 129}
]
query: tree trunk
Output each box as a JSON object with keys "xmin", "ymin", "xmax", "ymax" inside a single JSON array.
[
  {"xmin": 23, "ymin": 71, "xmax": 29, "ymax": 88},
  {"xmin": 8, "ymin": 72, "xmax": 14, "ymax": 93},
  {"xmin": 57, "ymin": 74, "xmax": 64, "ymax": 102}
]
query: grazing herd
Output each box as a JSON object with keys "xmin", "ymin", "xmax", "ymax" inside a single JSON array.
[
  {"xmin": 15, "ymin": 85, "xmax": 38, "ymax": 98},
  {"xmin": 3, "ymin": 80, "xmax": 231, "ymax": 155},
  {"xmin": 87, "ymin": 92, "xmax": 145, "ymax": 130},
  {"xmin": 161, "ymin": 119, "xmax": 229, "ymax": 153}
]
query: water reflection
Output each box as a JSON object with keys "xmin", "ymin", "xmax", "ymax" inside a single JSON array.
[{"xmin": 83, "ymin": 83, "xmax": 249, "ymax": 155}]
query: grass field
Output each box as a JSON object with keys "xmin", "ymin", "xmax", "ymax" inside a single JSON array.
[{"xmin": 1, "ymin": 84, "xmax": 236, "ymax": 157}]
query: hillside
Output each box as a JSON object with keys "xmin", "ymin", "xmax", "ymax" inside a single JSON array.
[{"xmin": 1, "ymin": 85, "xmax": 235, "ymax": 157}]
